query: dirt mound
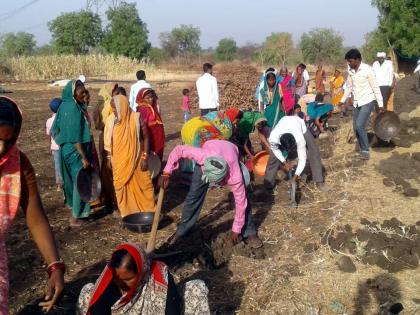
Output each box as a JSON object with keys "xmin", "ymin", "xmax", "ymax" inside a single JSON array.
[
  {"xmin": 394, "ymin": 76, "xmax": 420, "ymax": 114},
  {"xmin": 190, "ymin": 64, "xmax": 260, "ymax": 110},
  {"xmin": 376, "ymin": 152, "xmax": 420, "ymax": 197},
  {"xmin": 323, "ymin": 218, "xmax": 420, "ymax": 273}
]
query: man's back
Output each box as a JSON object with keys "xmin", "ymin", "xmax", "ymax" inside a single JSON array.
[
  {"xmin": 129, "ymin": 80, "xmax": 152, "ymax": 110},
  {"xmin": 196, "ymin": 73, "xmax": 218, "ymax": 109}
]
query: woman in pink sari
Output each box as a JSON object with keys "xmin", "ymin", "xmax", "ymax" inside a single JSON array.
[{"xmin": 278, "ymin": 66, "xmax": 295, "ymax": 114}]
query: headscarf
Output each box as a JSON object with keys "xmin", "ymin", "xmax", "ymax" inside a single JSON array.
[
  {"xmin": 51, "ymin": 80, "xmax": 91, "ymax": 145},
  {"xmin": 49, "ymin": 98, "xmax": 62, "ymax": 114},
  {"xmin": 225, "ymin": 108, "xmax": 241, "ymax": 124},
  {"xmin": 238, "ymin": 111, "xmax": 267, "ymax": 137},
  {"xmin": 0, "ymin": 96, "xmax": 22, "ymax": 239},
  {"xmin": 98, "ymin": 83, "xmax": 115, "ymax": 123},
  {"xmin": 85, "ymin": 243, "xmax": 168, "ymax": 315},
  {"xmin": 202, "ymin": 156, "xmax": 227, "ymax": 183},
  {"xmin": 135, "ymin": 88, "xmax": 162, "ymax": 125},
  {"xmin": 111, "ymin": 95, "xmax": 141, "ymax": 190}
]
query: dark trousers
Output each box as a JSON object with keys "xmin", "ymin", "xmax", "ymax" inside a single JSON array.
[
  {"xmin": 379, "ymin": 86, "xmax": 391, "ymax": 110},
  {"xmin": 200, "ymin": 108, "xmax": 217, "ymax": 116},
  {"xmin": 353, "ymin": 101, "xmax": 375, "ymax": 152},
  {"xmin": 177, "ymin": 166, "xmax": 256, "ymax": 238},
  {"xmin": 264, "ymin": 131, "xmax": 323, "ymax": 189}
]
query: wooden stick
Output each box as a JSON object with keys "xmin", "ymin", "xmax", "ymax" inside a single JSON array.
[{"xmin": 146, "ymin": 188, "xmax": 165, "ymax": 254}]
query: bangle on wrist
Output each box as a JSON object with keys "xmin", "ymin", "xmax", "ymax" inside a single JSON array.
[{"xmin": 47, "ymin": 260, "xmax": 66, "ymax": 277}]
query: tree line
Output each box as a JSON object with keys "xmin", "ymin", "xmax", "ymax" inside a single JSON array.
[{"xmin": 0, "ymin": 0, "xmax": 418, "ymax": 65}]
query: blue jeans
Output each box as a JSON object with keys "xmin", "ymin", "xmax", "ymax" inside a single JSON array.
[
  {"xmin": 352, "ymin": 101, "xmax": 375, "ymax": 152},
  {"xmin": 52, "ymin": 149, "xmax": 63, "ymax": 185}
]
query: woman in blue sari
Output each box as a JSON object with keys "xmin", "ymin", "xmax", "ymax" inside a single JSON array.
[{"xmin": 51, "ymin": 80, "xmax": 92, "ymax": 227}]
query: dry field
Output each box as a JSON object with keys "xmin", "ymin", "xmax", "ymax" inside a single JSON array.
[{"xmin": 3, "ymin": 67, "xmax": 420, "ymax": 315}]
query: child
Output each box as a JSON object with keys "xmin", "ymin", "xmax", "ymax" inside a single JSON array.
[
  {"xmin": 181, "ymin": 88, "xmax": 191, "ymax": 122},
  {"xmin": 46, "ymin": 98, "xmax": 63, "ymax": 191}
]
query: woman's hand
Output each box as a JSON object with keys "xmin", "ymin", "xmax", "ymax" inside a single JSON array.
[
  {"xmin": 140, "ymin": 158, "xmax": 148, "ymax": 171},
  {"xmin": 159, "ymin": 174, "xmax": 170, "ymax": 189},
  {"xmin": 81, "ymin": 158, "xmax": 90, "ymax": 169},
  {"xmin": 38, "ymin": 269, "xmax": 64, "ymax": 312}
]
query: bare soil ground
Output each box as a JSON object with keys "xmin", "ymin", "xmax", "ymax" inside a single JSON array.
[{"xmin": 4, "ymin": 72, "xmax": 420, "ymax": 315}]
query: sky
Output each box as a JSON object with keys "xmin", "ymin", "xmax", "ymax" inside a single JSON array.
[{"xmin": 0, "ymin": 0, "xmax": 380, "ymax": 48}]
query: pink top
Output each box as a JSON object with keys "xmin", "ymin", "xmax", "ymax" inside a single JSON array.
[
  {"xmin": 181, "ymin": 95, "xmax": 190, "ymax": 111},
  {"xmin": 163, "ymin": 140, "xmax": 247, "ymax": 234},
  {"xmin": 46, "ymin": 114, "xmax": 59, "ymax": 151}
]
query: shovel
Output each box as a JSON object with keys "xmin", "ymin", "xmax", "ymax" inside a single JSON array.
[{"xmin": 146, "ymin": 188, "xmax": 165, "ymax": 254}]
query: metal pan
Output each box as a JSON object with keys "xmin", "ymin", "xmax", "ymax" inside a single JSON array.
[
  {"xmin": 122, "ymin": 212, "xmax": 155, "ymax": 233},
  {"xmin": 148, "ymin": 151, "xmax": 161, "ymax": 179},
  {"xmin": 76, "ymin": 167, "xmax": 101, "ymax": 203},
  {"xmin": 374, "ymin": 111, "xmax": 401, "ymax": 141}
]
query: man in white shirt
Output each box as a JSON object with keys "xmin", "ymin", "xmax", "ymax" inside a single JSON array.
[
  {"xmin": 129, "ymin": 70, "xmax": 152, "ymax": 110},
  {"xmin": 196, "ymin": 63, "xmax": 219, "ymax": 116},
  {"xmin": 264, "ymin": 116, "xmax": 326, "ymax": 193},
  {"xmin": 340, "ymin": 49, "xmax": 384, "ymax": 160},
  {"xmin": 372, "ymin": 52, "xmax": 394, "ymax": 110}
]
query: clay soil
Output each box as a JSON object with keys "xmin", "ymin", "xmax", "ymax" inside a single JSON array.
[{"xmin": 4, "ymin": 70, "xmax": 420, "ymax": 315}]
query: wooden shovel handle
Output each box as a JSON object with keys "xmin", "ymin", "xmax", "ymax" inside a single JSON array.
[{"xmin": 146, "ymin": 188, "xmax": 165, "ymax": 254}]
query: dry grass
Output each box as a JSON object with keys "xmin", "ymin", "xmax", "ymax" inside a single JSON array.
[{"xmin": 1, "ymin": 54, "xmax": 199, "ymax": 82}]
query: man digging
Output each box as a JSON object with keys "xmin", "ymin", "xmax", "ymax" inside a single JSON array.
[{"xmin": 159, "ymin": 139, "xmax": 263, "ymax": 249}]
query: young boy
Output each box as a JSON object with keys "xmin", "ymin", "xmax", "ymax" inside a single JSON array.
[
  {"xmin": 181, "ymin": 88, "xmax": 191, "ymax": 122},
  {"xmin": 46, "ymin": 98, "xmax": 63, "ymax": 191}
]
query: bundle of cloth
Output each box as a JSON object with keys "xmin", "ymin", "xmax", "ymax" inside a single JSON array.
[{"xmin": 180, "ymin": 111, "xmax": 233, "ymax": 173}]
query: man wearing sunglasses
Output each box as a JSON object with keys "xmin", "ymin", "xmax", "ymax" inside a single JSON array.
[{"xmin": 264, "ymin": 116, "xmax": 327, "ymax": 193}]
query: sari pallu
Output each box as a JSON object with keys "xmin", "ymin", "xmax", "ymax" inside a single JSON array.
[
  {"xmin": 330, "ymin": 75, "xmax": 345, "ymax": 106},
  {"xmin": 260, "ymin": 79, "xmax": 285, "ymax": 128},
  {"xmin": 111, "ymin": 96, "xmax": 154, "ymax": 217},
  {"xmin": 278, "ymin": 75, "xmax": 295, "ymax": 114},
  {"xmin": 51, "ymin": 80, "xmax": 91, "ymax": 219},
  {"xmin": 136, "ymin": 89, "xmax": 165, "ymax": 160}
]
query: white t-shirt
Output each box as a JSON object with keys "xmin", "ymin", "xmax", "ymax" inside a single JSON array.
[
  {"xmin": 129, "ymin": 80, "xmax": 152, "ymax": 110},
  {"xmin": 372, "ymin": 60, "xmax": 394, "ymax": 87},
  {"xmin": 196, "ymin": 73, "xmax": 219, "ymax": 109},
  {"xmin": 268, "ymin": 116, "xmax": 307, "ymax": 176}
]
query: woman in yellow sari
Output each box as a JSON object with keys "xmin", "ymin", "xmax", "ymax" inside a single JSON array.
[
  {"xmin": 110, "ymin": 95, "xmax": 155, "ymax": 217},
  {"xmin": 329, "ymin": 69, "xmax": 345, "ymax": 107}
]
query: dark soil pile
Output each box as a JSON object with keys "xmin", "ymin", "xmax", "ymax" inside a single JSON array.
[
  {"xmin": 376, "ymin": 152, "xmax": 420, "ymax": 197},
  {"xmin": 323, "ymin": 218, "xmax": 420, "ymax": 273},
  {"xmin": 190, "ymin": 64, "xmax": 260, "ymax": 110},
  {"xmin": 393, "ymin": 76, "xmax": 420, "ymax": 114}
]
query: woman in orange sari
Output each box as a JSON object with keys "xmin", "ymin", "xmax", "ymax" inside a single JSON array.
[
  {"xmin": 329, "ymin": 69, "xmax": 345, "ymax": 107},
  {"xmin": 136, "ymin": 88, "xmax": 165, "ymax": 160},
  {"xmin": 110, "ymin": 95, "xmax": 155, "ymax": 217}
]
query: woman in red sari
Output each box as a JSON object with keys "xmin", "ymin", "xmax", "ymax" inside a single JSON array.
[{"xmin": 136, "ymin": 88, "xmax": 165, "ymax": 160}]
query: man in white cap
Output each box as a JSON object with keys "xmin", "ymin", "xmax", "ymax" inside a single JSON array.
[{"xmin": 372, "ymin": 52, "xmax": 394, "ymax": 110}]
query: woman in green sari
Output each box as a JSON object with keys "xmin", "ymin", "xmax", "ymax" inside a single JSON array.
[
  {"xmin": 51, "ymin": 80, "xmax": 92, "ymax": 227},
  {"xmin": 260, "ymin": 71, "xmax": 285, "ymax": 128}
]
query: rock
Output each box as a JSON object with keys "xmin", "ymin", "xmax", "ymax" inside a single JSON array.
[
  {"xmin": 412, "ymin": 152, "xmax": 420, "ymax": 161},
  {"xmin": 403, "ymin": 187, "xmax": 419, "ymax": 197},
  {"xmin": 398, "ymin": 112, "xmax": 410, "ymax": 122},
  {"xmin": 337, "ymin": 256, "xmax": 357, "ymax": 273},
  {"xmin": 409, "ymin": 107, "xmax": 420, "ymax": 119},
  {"xmin": 383, "ymin": 177, "xmax": 395, "ymax": 187}
]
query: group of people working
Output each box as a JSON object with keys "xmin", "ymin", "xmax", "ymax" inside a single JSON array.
[{"xmin": 0, "ymin": 47, "xmax": 390, "ymax": 314}]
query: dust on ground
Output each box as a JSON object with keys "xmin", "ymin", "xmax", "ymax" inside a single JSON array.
[{"xmin": 4, "ymin": 67, "xmax": 420, "ymax": 314}]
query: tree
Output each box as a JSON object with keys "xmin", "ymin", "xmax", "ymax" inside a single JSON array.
[
  {"xmin": 159, "ymin": 25, "xmax": 201, "ymax": 61},
  {"xmin": 259, "ymin": 32, "xmax": 294, "ymax": 65},
  {"xmin": 102, "ymin": 2, "xmax": 150, "ymax": 60},
  {"xmin": 361, "ymin": 29, "xmax": 388, "ymax": 63},
  {"xmin": 237, "ymin": 42, "xmax": 260, "ymax": 61},
  {"xmin": 371, "ymin": 0, "xmax": 420, "ymax": 56},
  {"xmin": 147, "ymin": 47, "xmax": 168, "ymax": 65},
  {"xmin": 0, "ymin": 32, "xmax": 36, "ymax": 56},
  {"xmin": 299, "ymin": 28, "xmax": 343, "ymax": 64},
  {"xmin": 48, "ymin": 11, "xmax": 102, "ymax": 54},
  {"xmin": 215, "ymin": 38, "xmax": 237, "ymax": 62}
]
